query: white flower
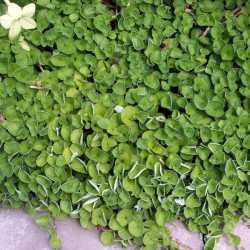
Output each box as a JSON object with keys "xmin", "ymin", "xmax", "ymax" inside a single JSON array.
[
  {"xmin": 0, "ymin": 0, "xmax": 36, "ymax": 39},
  {"xmin": 180, "ymin": 174, "xmax": 187, "ymax": 180},
  {"xmin": 114, "ymin": 105, "xmax": 124, "ymax": 113}
]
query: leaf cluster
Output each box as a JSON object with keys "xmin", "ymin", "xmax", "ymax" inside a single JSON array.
[{"xmin": 1, "ymin": 0, "xmax": 250, "ymax": 249}]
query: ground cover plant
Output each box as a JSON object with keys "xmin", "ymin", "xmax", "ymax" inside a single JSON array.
[{"xmin": 0, "ymin": 0, "xmax": 250, "ymax": 249}]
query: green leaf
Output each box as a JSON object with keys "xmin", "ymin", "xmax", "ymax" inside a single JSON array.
[
  {"xmin": 118, "ymin": 227, "xmax": 133, "ymax": 240},
  {"xmin": 143, "ymin": 231, "xmax": 158, "ymax": 246},
  {"xmin": 223, "ymin": 221, "xmax": 234, "ymax": 233},
  {"xmin": 224, "ymin": 137, "xmax": 239, "ymax": 153},
  {"xmin": 204, "ymin": 238, "xmax": 218, "ymax": 250},
  {"xmin": 108, "ymin": 215, "xmax": 121, "ymax": 231},
  {"xmin": 155, "ymin": 207, "xmax": 168, "ymax": 226},
  {"xmin": 186, "ymin": 193, "xmax": 201, "ymax": 208},
  {"xmin": 116, "ymin": 209, "xmax": 132, "ymax": 227},
  {"xmin": 128, "ymin": 163, "xmax": 146, "ymax": 179},
  {"xmin": 128, "ymin": 220, "xmax": 144, "ymax": 237},
  {"xmin": 194, "ymin": 75, "xmax": 211, "ymax": 91},
  {"xmin": 179, "ymin": 59, "xmax": 196, "ymax": 71},
  {"xmin": 36, "ymin": 175, "xmax": 52, "ymax": 188},
  {"xmin": 50, "ymin": 235, "xmax": 61, "ymax": 249},
  {"xmin": 18, "ymin": 171, "xmax": 31, "ymax": 183},
  {"xmin": 102, "ymin": 137, "xmax": 117, "ymax": 152},
  {"xmin": 136, "ymin": 138, "xmax": 148, "ymax": 150},
  {"xmin": 197, "ymin": 14, "xmax": 214, "ymax": 26},
  {"xmin": 0, "ymin": 4, "xmax": 7, "ymax": 16},
  {"xmin": 101, "ymin": 230, "xmax": 114, "ymax": 245},
  {"xmin": 70, "ymin": 158, "xmax": 87, "ymax": 173},
  {"xmin": 4, "ymin": 142, "xmax": 20, "ymax": 155},
  {"xmin": 131, "ymin": 36, "xmax": 145, "ymax": 51},
  {"xmin": 161, "ymin": 170, "xmax": 178, "ymax": 185},
  {"xmin": 60, "ymin": 199, "xmax": 72, "ymax": 214},
  {"xmin": 243, "ymin": 61, "xmax": 250, "ymax": 75},
  {"xmin": 70, "ymin": 129, "xmax": 83, "ymax": 144},
  {"xmin": 97, "ymin": 118, "xmax": 109, "ymax": 129},
  {"xmin": 61, "ymin": 179, "xmax": 80, "ymax": 193},
  {"xmin": 225, "ymin": 159, "xmax": 237, "ymax": 176},
  {"xmin": 206, "ymin": 101, "xmax": 224, "ymax": 118},
  {"xmin": 223, "ymin": 188, "xmax": 235, "ymax": 200},
  {"xmin": 56, "ymin": 37, "xmax": 76, "ymax": 54},
  {"xmin": 36, "ymin": 214, "xmax": 51, "ymax": 226},
  {"xmin": 92, "ymin": 207, "xmax": 111, "ymax": 227},
  {"xmin": 243, "ymin": 135, "xmax": 250, "ymax": 149},
  {"xmin": 193, "ymin": 94, "xmax": 208, "ymax": 110},
  {"xmin": 0, "ymin": 2, "xmax": 249, "ymax": 249},
  {"xmin": 93, "ymin": 15, "xmax": 110, "ymax": 35},
  {"xmin": 51, "ymin": 54, "xmax": 67, "ymax": 67},
  {"xmin": 221, "ymin": 45, "xmax": 234, "ymax": 61},
  {"xmin": 228, "ymin": 233, "xmax": 241, "ymax": 247}
]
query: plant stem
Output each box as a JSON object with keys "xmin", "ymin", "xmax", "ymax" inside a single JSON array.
[
  {"xmin": 233, "ymin": 6, "xmax": 241, "ymax": 14},
  {"xmin": 202, "ymin": 6, "xmax": 242, "ymax": 37},
  {"xmin": 38, "ymin": 64, "xmax": 45, "ymax": 72},
  {"xmin": 171, "ymin": 237, "xmax": 193, "ymax": 250},
  {"xmin": 235, "ymin": 10, "xmax": 242, "ymax": 17},
  {"xmin": 202, "ymin": 27, "xmax": 211, "ymax": 36},
  {"xmin": 102, "ymin": 0, "xmax": 116, "ymax": 9}
]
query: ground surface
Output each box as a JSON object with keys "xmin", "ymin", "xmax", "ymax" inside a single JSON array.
[{"xmin": 0, "ymin": 207, "xmax": 249, "ymax": 250}]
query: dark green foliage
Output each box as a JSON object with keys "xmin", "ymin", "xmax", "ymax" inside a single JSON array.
[{"xmin": 1, "ymin": 0, "xmax": 250, "ymax": 249}]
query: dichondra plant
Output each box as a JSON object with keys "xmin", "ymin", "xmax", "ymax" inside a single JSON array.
[{"xmin": 0, "ymin": 0, "xmax": 250, "ymax": 249}]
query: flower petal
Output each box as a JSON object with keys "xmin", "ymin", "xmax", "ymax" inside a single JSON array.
[
  {"xmin": 9, "ymin": 20, "xmax": 21, "ymax": 39},
  {"xmin": 7, "ymin": 3, "xmax": 22, "ymax": 19},
  {"xmin": 22, "ymin": 3, "xmax": 36, "ymax": 17},
  {"xmin": 114, "ymin": 105, "xmax": 124, "ymax": 113},
  {"xmin": 20, "ymin": 17, "xmax": 36, "ymax": 29},
  {"xmin": 19, "ymin": 36, "xmax": 30, "ymax": 51},
  {"xmin": 0, "ymin": 14, "xmax": 14, "ymax": 29}
]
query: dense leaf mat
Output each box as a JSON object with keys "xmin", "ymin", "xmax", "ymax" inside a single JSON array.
[{"xmin": 0, "ymin": 0, "xmax": 250, "ymax": 249}]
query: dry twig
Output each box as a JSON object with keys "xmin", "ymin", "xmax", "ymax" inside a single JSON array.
[
  {"xmin": 202, "ymin": 27, "xmax": 211, "ymax": 36},
  {"xmin": 233, "ymin": 6, "xmax": 241, "ymax": 15},
  {"xmin": 161, "ymin": 43, "xmax": 170, "ymax": 51},
  {"xmin": 171, "ymin": 237, "xmax": 193, "ymax": 250},
  {"xmin": 97, "ymin": 225, "xmax": 109, "ymax": 232},
  {"xmin": 235, "ymin": 10, "xmax": 242, "ymax": 17},
  {"xmin": 38, "ymin": 64, "xmax": 45, "ymax": 72},
  {"xmin": 202, "ymin": 6, "xmax": 243, "ymax": 36},
  {"xmin": 102, "ymin": 0, "xmax": 119, "ymax": 11},
  {"xmin": 0, "ymin": 115, "xmax": 5, "ymax": 123},
  {"xmin": 185, "ymin": 4, "xmax": 192, "ymax": 12}
]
